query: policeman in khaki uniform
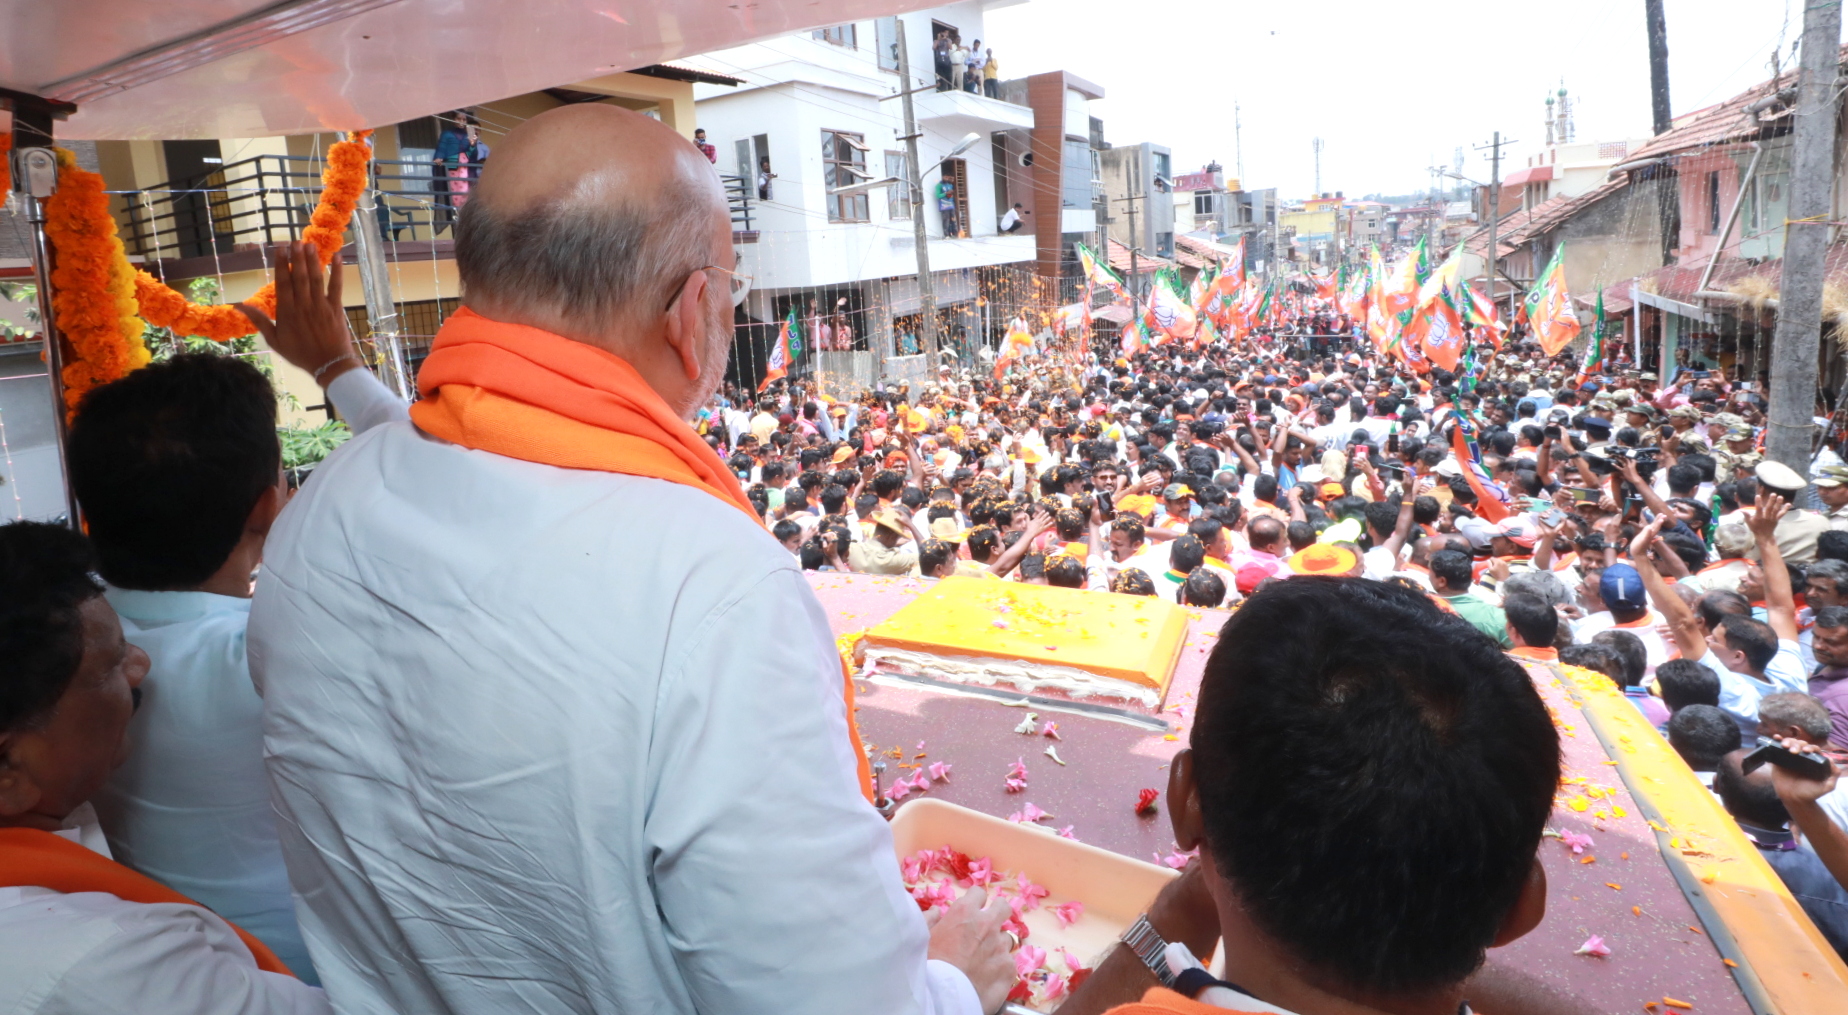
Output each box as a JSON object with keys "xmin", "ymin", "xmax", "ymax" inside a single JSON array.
[
  {"xmin": 1666, "ymin": 403, "xmax": 1703, "ymax": 434},
  {"xmin": 1715, "ymin": 426, "xmax": 1762, "ymax": 483},
  {"xmin": 1815, "ymin": 464, "xmax": 1848, "ymax": 530},
  {"xmin": 1759, "ymin": 460, "xmax": 1832, "ymax": 564}
]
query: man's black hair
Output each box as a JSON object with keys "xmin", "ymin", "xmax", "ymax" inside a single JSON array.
[
  {"xmin": 1362, "ymin": 501, "xmax": 1399, "ymax": 540},
  {"xmin": 1666, "ymin": 463, "xmax": 1701, "ymax": 498},
  {"xmin": 761, "ymin": 461, "xmax": 787, "ymax": 485},
  {"xmin": 1815, "ymin": 605, "xmax": 1848, "ymax": 631},
  {"xmin": 1044, "ymin": 554, "xmax": 1086, "ymax": 588},
  {"xmin": 1719, "ymin": 614, "xmax": 1778, "ymax": 672},
  {"xmin": 1815, "ymin": 530, "xmax": 1848, "ymax": 564},
  {"xmin": 853, "ymin": 492, "xmax": 879, "ymax": 518},
  {"xmin": 1697, "ymin": 589, "xmax": 1751, "ymax": 632},
  {"xmin": 0, "ymin": 522, "xmax": 107, "ymax": 732},
  {"xmin": 966, "ymin": 525, "xmax": 1000, "ymax": 562},
  {"xmin": 1558, "ymin": 644, "xmax": 1620, "ymax": 685},
  {"xmin": 771, "ymin": 519, "xmax": 802, "ymax": 544},
  {"xmin": 1589, "ymin": 630, "xmax": 1647, "ymax": 688},
  {"xmin": 899, "ymin": 486, "xmax": 928, "ymax": 510},
  {"xmin": 819, "ymin": 484, "xmax": 849, "ymax": 515},
  {"xmin": 1181, "ymin": 567, "xmax": 1227, "ymax": 608},
  {"xmin": 1252, "ymin": 474, "xmax": 1279, "ymax": 503},
  {"xmin": 1110, "ymin": 567, "xmax": 1157, "ymax": 596},
  {"xmin": 1429, "ymin": 549, "xmax": 1473, "ymax": 591},
  {"xmin": 1666, "ymin": 704, "xmax": 1741, "ymax": 771},
  {"xmin": 1169, "ymin": 535, "xmax": 1206, "ymax": 574},
  {"xmin": 1660, "ymin": 528, "xmax": 1708, "ymax": 573},
  {"xmin": 1191, "ymin": 578, "xmax": 1558, "ymax": 994},
  {"xmin": 1111, "ymin": 515, "xmax": 1146, "ymax": 544},
  {"xmin": 67, "ymin": 353, "xmax": 280, "ymax": 589},
  {"xmin": 1714, "ymin": 751, "xmax": 1790, "ymax": 829},
  {"xmin": 1246, "ymin": 515, "xmax": 1283, "ymax": 551},
  {"xmin": 1502, "ymin": 593, "xmax": 1558, "ymax": 647},
  {"xmin": 1286, "ymin": 521, "xmax": 1316, "ymax": 552},
  {"xmin": 1187, "ymin": 516, "xmax": 1224, "ymax": 547},
  {"xmin": 871, "ymin": 469, "xmax": 905, "ymax": 499},
  {"xmin": 1656, "ymin": 659, "xmax": 1721, "ymax": 711},
  {"xmin": 918, "ymin": 538, "xmax": 956, "ymax": 577}
]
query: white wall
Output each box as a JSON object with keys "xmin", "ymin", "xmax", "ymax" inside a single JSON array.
[{"xmin": 693, "ymin": 4, "xmax": 1032, "ymax": 296}]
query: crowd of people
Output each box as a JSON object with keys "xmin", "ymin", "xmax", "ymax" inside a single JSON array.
[{"xmin": 2, "ymin": 101, "xmax": 1845, "ymax": 1015}]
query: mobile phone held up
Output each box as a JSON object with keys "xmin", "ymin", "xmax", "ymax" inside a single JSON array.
[{"xmin": 1741, "ymin": 737, "xmax": 1835, "ymax": 780}]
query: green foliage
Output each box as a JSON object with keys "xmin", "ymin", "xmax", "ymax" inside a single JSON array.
[
  {"xmin": 0, "ymin": 282, "xmax": 39, "ymax": 340},
  {"xmin": 279, "ymin": 419, "xmax": 352, "ymax": 472}
]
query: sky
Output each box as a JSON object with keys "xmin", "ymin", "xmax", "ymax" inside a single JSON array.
[{"xmin": 985, "ymin": 0, "xmax": 1806, "ymax": 201}]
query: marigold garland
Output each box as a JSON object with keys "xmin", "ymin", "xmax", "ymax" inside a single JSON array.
[
  {"xmin": 0, "ymin": 133, "xmax": 12, "ymax": 198},
  {"xmin": 43, "ymin": 148, "xmax": 148, "ymax": 412},
  {"xmin": 134, "ymin": 129, "xmax": 373, "ymax": 340},
  {"xmin": 39, "ymin": 130, "xmax": 372, "ymax": 410}
]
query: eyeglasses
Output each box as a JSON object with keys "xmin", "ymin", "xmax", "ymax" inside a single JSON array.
[{"xmin": 667, "ymin": 264, "xmax": 754, "ymax": 309}]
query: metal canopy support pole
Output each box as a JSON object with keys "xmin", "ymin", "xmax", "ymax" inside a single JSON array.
[
  {"xmin": 8, "ymin": 96, "xmax": 82, "ymax": 526},
  {"xmin": 1767, "ymin": 0, "xmax": 1843, "ymax": 474},
  {"xmin": 349, "ymin": 157, "xmax": 411, "ymax": 400},
  {"xmin": 895, "ymin": 17, "xmax": 938, "ymax": 364}
]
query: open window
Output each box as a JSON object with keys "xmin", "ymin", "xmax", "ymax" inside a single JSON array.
[{"xmin": 823, "ymin": 130, "xmax": 870, "ymax": 223}]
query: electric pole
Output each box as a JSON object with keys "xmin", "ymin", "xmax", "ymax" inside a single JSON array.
[
  {"xmin": 1767, "ymin": 0, "xmax": 1843, "ymax": 473},
  {"xmin": 1234, "ymin": 102, "xmax": 1244, "ymax": 185},
  {"xmin": 1474, "ymin": 132, "xmax": 1512, "ymax": 308},
  {"xmin": 895, "ymin": 18, "xmax": 938, "ymax": 361},
  {"xmin": 1644, "ymin": 0, "xmax": 1673, "ymax": 135},
  {"xmin": 1312, "ymin": 137, "xmax": 1322, "ymax": 196}
]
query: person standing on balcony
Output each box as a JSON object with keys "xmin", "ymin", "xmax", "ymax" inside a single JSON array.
[
  {"xmin": 693, "ymin": 128, "xmax": 717, "ymax": 165},
  {"xmin": 949, "ymin": 37, "xmax": 967, "ymax": 92},
  {"xmin": 965, "ymin": 41, "xmax": 983, "ymax": 93},
  {"xmin": 983, "ymin": 49, "xmax": 1000, "ymax": 98},
  {"xmin": 757, "ymin": 155, "xmax": 775, "ymax": 201},
  {"xmin": 933, "ymin": 30, "xmax": 952, "ymax": 91}
]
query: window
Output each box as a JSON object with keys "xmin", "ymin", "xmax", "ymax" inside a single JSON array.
[
  {"xmin": 875, "ymin": 17, "xmax": 900, "ymax": 72},
  {"xmin": 823, "ymin": 130, "xmax": 870, "ymax": 223},
  {"xmin": 1060, "ymin": 139, "xmax": 1093, "ymax": 208},
  {"xmin": 738, "ymin": 135, "xmax": 771, "ymax": 200},
  {"xmin": 1153, "ymin": 151, "xmax": 1171, "ymax": 185},
  {"xmin": 885, "ymin": 151, "xmax": 911, "ymax": 219},
  {"xmin": 1708, "ymin": 171, "xmax": 1721, "ymax": 233},
  {"xmin": 813, "ymin": 24, "xmax": 857, "ymax": 48},
  {"xmin": 1194, "ymin": 191, "xmax": 1216, "ymax": 216}
]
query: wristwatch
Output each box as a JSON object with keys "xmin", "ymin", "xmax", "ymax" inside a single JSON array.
[{"xmin": 1120, "ymin": 913, "xmax": 1176, "ymax": 989}]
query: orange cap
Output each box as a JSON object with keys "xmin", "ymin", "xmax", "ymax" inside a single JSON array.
[{"xmin": 1286, "ymin": 543, "xmax": 1359, "ymax": 576}]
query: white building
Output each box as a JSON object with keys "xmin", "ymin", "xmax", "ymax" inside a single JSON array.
[{"xmin": 691, "ymin": 2, "xmax": 1037, "ymax": 388}]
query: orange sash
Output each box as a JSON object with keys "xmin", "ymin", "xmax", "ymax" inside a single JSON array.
[
  {"xmin": 1105, "ymin": 987, "xmax": 1267, "ymax": 1014},
  {"xmin": 411, "ymin": 308, "xmax": 759, "ymax": 525},
  {"xmin": 0, "ymin": 828, "xmax": 294, "ymax": 976},
  {"xmin": 413, "ymin": 309, "xmax": 873, "ymax": 803}
]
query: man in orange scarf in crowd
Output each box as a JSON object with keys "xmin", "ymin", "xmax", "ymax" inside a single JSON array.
[{"xmin": 247, "ymin": 104, "xmax": 1009, "ymax": 1015}]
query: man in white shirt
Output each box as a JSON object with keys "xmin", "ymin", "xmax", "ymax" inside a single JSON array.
[
  {"xmin": 249, "ymin": 105, "xmax": 1008, "ymax": 1015},
  {"xmin": 0, "ymin": 522, "xmax": 329, "ymax": 1014},
  {"xmin": 67, "ymin": 248, "xmax": 407, "ymax": 984}
]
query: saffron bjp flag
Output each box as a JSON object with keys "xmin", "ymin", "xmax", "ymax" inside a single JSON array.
[
  {"xmin": 1525, "ymin": 244, "xmax": 1582, "ymax": 357},
  {"xmin": 1365, "ymin": 246, "xmax": 1392, "ymax": 349},
  {"xmin": 1311, "ymin": 269, "xmax": 1337, "ymax": 300},
  {"xmin": 1415, "ymin": 245, "xmax": 1463, "ymax": 312},
  {"xmin": 1448, "ymin": 414, "xmax": 1513, "ymax": 523},
  {"xmin": 1464, "ymin": 282, "xmax": 1507, "ymax": 350},
  {"xmin": 1150, "ymin": 268, "xmax": 1197, "ymax": 341},
  {"xmin": 760, "ymin": 307, "xmax": 797, "ymax": 391},
  {"xmin": 1575, "ymin": 289, "xmax": 1607, "ymax": 386},
  {"xmin": 1381, "ymin": 244, "xmax": 1423, "ymax": 319},
  {"xmin": 1414, "ymin": 283, "xmax": 1467, "ymax": 373},
  {"xmin": 1077, "ymin": 242, "xmax": 1126, "ymax": 300},
  {"xmin": 1224, "ymin": 236, "xmax": 1247, "ymax": 289},
  {"xmin": 996, "ymin": 316, "xmax": 1036, "ymax": 376}
]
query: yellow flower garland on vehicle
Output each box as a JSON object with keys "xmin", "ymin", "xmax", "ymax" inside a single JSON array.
[
  {"xmin": 42, "ymin": 148, "xmax": 148, "ymax": 412},
  {"xmin": 134, "ymin": 130, "xmax": 373, "ymax": 340},
  {"xmin": 39, "ymin": 130, "xmax": 373, "ymax": 410}
]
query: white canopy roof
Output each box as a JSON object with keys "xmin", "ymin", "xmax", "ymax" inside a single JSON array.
[{"xmin": 1, "ymin": 0, "xmax": 933, "ymax": 140}]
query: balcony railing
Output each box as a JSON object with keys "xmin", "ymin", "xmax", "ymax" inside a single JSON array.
[{"xmin": 113, "ymin": 154, "xmax": 754, "ymax": 263}]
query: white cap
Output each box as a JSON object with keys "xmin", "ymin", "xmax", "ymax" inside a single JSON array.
[{"xmin": 1755, "ymin": 460, "xmax": 1807, "ymax": 492}]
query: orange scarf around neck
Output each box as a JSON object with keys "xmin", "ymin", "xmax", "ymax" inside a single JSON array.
[
  {"xmin": 412, "ymin": 309, "xmax": 874, "ymax": 803},
  {"xmin": 411, "ymin": 308, "xmax": 758, "ymax": 524},
  {"xmin": 0, "ymin": 827, "xmax": 294, "ymax": 976}
]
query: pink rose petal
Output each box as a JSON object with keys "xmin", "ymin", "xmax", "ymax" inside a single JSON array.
[
  {"xmin": 1015, "ymin": 944, "xmax": 1047, "ymax": 976},
  {"xmin": 1052, "ymin": 901, "xmax": 1084, "ymax": 927},
  {"xmin": 1574, "ymin": 934, "xmax": 1610, "ymax": 958}
]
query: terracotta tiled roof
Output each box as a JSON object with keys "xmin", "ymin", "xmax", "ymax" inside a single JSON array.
[
  {"xmin": 1620, "ymin": 45, "xmax": 1848, "ymax": 163},
  {"xmin": 1600, "ymin": 245, "xmax": 1848, "ymax": 314},
  {"xmin": 1107, "ymin": 238, "xmax": 1168, "ymax": 273},
  {"xmin": 1461, "ymin": 175, "xmax": 1632, "ymax": 260}
]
